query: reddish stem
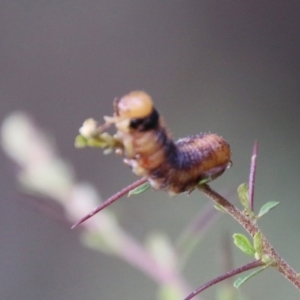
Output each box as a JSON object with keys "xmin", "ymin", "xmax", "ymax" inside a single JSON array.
[
  {"xmin": 184, "ymin": 260, "xmax": 264, "ymax": 300},
  {"xmin": 71, "ymin": 177, "xmax": 147, "ymax": 228},
  {"xmin": 249, "ymin": 141, "xmax": 258, "ymax": 211}
]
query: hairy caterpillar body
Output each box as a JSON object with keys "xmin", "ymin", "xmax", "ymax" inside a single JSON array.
[{"xmin": 109, "ymin": 91, "xmax": 231, "ymax": 195}]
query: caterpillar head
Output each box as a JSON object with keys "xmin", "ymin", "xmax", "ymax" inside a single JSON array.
[{"xmin": 115, "ymin": 91, "xmax": 154, "ymax": 119}]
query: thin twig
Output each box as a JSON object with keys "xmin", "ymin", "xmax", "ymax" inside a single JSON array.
[
  {"xmin": 184, "ymin": 260, "xmax": 264, "ymax": 300},
  {"xmin": 72, "ymin": 177, "xmax": 147, "ymax": 228},
  {"xmin": 249, "ymin": 141, "xmax": 258, "ymax": 211},
  {"xmin": 198, "ymin": 184, "xmax": 257, "ymax": 235}
]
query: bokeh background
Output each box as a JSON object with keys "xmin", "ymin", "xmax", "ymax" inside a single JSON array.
[{"xmin": 1, "ymin": 1, "xmax": 300, "ymax": 299}]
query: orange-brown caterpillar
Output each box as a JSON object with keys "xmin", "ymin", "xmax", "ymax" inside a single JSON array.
[
  {"xmin": 73, "ymin": 91, "xmax": 231, "ymax": 227},
  {"xmin": 106, "ymin": 90, "xmax": 231, "ymax": 195}
]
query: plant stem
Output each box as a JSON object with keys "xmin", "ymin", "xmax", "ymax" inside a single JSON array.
[
  {"xmin": 248, "ymin": 141, "xmax": 258, "ymax": 211},
  {"xmin": 72, "ymin": 177, "xmax": 147, "ymax": 228},
  {"xmin": 198, "ymin": 184, "xmax": 300, "ymax": 291},
  {"xmin": 184, "ymin": 260, "xmax": 264, "ymax": 300}
]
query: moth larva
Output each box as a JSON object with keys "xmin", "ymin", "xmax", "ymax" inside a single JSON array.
[
  {"xmin": 109, "ymin": 90, "xmax": 231, "ymax": 195},
  {"xmin": 73, "ymin": 91, "xmax": 231, "ymax": 228}
]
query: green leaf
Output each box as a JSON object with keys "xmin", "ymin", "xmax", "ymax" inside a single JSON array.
[
  {"xmin": 198, "ymin": 177, "xmax": 212, "ymax": 185},
  {"xmin": 234, "ymin": 267, "xmax": 266, "ymax": 288},
  {"xmin": 253, "ymin": 232, "xmax": 263, "ymax": 259},
  {"xmin": 74, "ymin": 134, "xmax": 88, "ymax": 148},
  {"xmin": 128, "ymin": 182, "xmax": 151, "ymax": 196},
  {"xmin": 214, "ymin": 203, "xmax": 227, "ymax": 213},
  {"xmin": 233, "ymin": 233, "xmax": 255, "ymax": 256},
  {"xmin": 257, "ymin": 201, "xmax": 280, "ymax": 218},
  {"xmin": 87, "ymin": 137, "xmax": 109, "ymax": 148},
  {"xmin": 261, "ymin": 254, "xmax": 273, "ymax": 265},
  {"xmin": 237, "ymin": 183, "xmax": 250, "ymax": 210}
]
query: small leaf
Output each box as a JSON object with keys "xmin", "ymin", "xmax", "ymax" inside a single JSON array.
[
  {"xmin": 74, "ymin": 134, "xmax": 88, "ymax": 148},
  {"xmin": 237, "ymin": 183, "xmax": 250, "ymax": 210},
  {"xmin": 261, "ymin": 254, "xmax": 273, "ymax": 265},
  {"xmin": 87, "ymin": 137, "xmax": 109, "ymax": 148},
  {"xmin": 214, "ymin": 203, "xmax": 227, "ymax": 213},
  {"xmin": 253, "ymin": 232, "xmax": 263, "ymax": 258},
  {"xmin": 257, "ymin": 201, "xmax": 280, "ymax": 218},
  {"xmin": 234, "ymin": 267, "xmax": 266, "ymax": 288},
  {"xmin": 233, "ymin": 233, "xmax": 255, "ymax": 256},
  {"xmin": 198, "ymin": 177, "xmax": 211, "ymax": 185},
  {"xmin": 128, "ymin": 182, "xmax": 150, "ymax": 196}
]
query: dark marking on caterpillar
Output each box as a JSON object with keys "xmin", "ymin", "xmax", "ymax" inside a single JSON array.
[{"xmin": 129, "ymin": 108, "xmax": 160, "ymax": 131}]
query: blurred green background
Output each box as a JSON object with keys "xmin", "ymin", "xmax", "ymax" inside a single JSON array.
[{"xmin": 1, "ymin": 1, "xmax": 300, "ymax": 299}]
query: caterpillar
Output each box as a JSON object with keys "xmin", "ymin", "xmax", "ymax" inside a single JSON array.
[
  {"xmin": 105, "ymin": 90, "xmax": 231, "ymax": 195},
  {"xmin": 73, "ymin": 90, "xmax": 231, "ymax": 227}
]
